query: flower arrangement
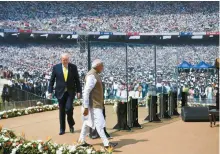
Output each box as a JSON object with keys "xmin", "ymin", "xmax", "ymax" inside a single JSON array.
[
  {"xmin": 74, "ymin": 99, "xmax": 83, "ymax": 106},
  {"xmin": 138, "ymin": 99, "xmax": 146, "ymax": 107},
  {"xmin": 0, "ymin": 126, "xmax": 112, "ymax": 154},
  {"xmin": 0, "ymin": 98, "xmax": 146, "ymax": 120},
  {"xmin": 104, "ymin": 99, "xmax": 119, "ymax": 105},
  {"xmin": 187, "ymin": 102, "xmax": 215, "ymax": 107},
  {"xmin": 0, "ymin": 104, "xmax": 59, "ymax": 120},
  {"xmin": 105, "ymin": 99, "xmax": 145, "ymax": 107}
]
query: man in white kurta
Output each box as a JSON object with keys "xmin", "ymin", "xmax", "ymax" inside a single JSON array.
[{"xmin": 78, "ymin": 59, "xmax": 118, "ymax": 149}]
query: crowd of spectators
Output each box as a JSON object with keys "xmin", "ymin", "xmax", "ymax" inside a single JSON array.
[
  {"xmin": 0, "ymin": 1, "xmax": 218, "ymax": 32},
  {"xmin": 0, "ymin": 43, "xmax": 218, "ymax": 102},
  {"xmin": 0, "ymin": 1, "xmax": 218, "ymax": 103}
]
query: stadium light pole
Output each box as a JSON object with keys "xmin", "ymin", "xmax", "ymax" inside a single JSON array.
[
  {"xmin": 125, "ymin": 43, "xmax": 128, "ymax": 103},
  {"xmin": 87, "ymin": 36, "xmax": 91, "ymax": 71},
  {"xmin": 176, "ymin": 49, "xmax": 179, "ymax": 101},
  {"xmin": 154, "ymin": 45, "xmax": 157, "ymax": 87}
]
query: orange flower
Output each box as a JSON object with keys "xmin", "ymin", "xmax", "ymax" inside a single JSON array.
[
  {"xmin": 3, "ymin": 113, "xmax": 8, "ymax": 118},
  {"xmin": 73, "ymin": 140, "xmax": 77, "ymax": 145},
  {"xmin": 21, "ymin": 132, "xmax": 25, "ymax": 139},
  {"xmin": 32, "ymin": 143, "xmax": 37, "ymax": 148},
  {"xmin": 107, "ymin": 146, "xmax": 114, "ymax": 153},
  {"xmin": 44, "ymin": 146, "xmax": 48, "ymax": 150},
  {"xmin": 0, "ymin": 125, "xmax": 3, "ymax": 132},
  {"xmin": 6, "ymin": 141, "xmax": 12, "ymax": 146},
  {"xmin": 5, "ymin": 132, "xmax": 10, "ymax": 137},
  {"xmin": 46, "ymin": 136, "xmax": 51, "ymax": 141}
]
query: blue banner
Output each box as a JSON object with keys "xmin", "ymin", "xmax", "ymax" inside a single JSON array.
[
  {"xmin": 4, "ymin": 29, "xmax": 18, "ymax": 33},
  {"xmin": 100, "ymin": 32, "xmax": 113, "ymax": 35},
  {"xmin": 180, "ymin": 32, "xmax": 193, "ymax": 36},
  {"xmin": 0, "ymin": 29, "xmax": 3, "ymax": 32}
]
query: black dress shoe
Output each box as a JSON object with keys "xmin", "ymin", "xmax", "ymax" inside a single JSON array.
[
  {"xmin": 104, "ymin": 142, "xmax": 118, "ymax": 149},
  {"xmin": 108, "ymin": 136, "xmax": 113, "ymax": 139},
  {"xmin": 78, "ymin": 141, "xmax": 91, "ymax": 147},
  {"xmin": 70, "ymin": 127, "xmax": 74, "ymax": 133},
  {"xmin": 59, "ymin": 131, "xmax": 65, "ymax": 135}
]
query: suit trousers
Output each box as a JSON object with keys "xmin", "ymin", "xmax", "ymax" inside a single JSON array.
[{"xmin": 58, "ymin": 91, "xmax": 75, "ymax": 132}]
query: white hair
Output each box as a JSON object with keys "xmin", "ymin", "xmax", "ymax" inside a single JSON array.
[
  {"xmin": 61, "ymin": 53, "xmax": 70, "ymax": 59},
  {"xmin": 92, "ymin": 59, "xmax": 103, "ymax": 68}
]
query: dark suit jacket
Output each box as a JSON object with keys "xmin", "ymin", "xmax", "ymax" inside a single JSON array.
[
  {"xmin": 2, "ymin": 86, "xmax": 9, "ymax": 97},
  {"xmin": 48, "ymin": 63, "xmax": 82, "ymax": 99}
]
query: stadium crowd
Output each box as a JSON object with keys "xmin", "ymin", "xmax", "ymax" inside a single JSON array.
[
  {"xmin": 0, "ymin": 43, "xmax": 218, "ymax": 102},
  {"xmin": 0, "ymin": 1, "xmax": 218, "ymax": 103},
  {"xmin": 0, "ymin": 1, "xmax": 218, "ymax": 32}
]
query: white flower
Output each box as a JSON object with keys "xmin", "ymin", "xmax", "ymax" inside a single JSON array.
[
  {"xmin": 38, "ymin": 143, "xmax": 43, "ymax": 152},
  {"xmin": 56, "ymin": 147, "xmax": 64, "ymax": 154},
  {"xmin": 10, "ymin": 148, "xmax": 17, "ymax": 154},
  {"xmin": 3, "ymin": 136, "xmax": 9, "ymax": 141},
  {"xmin": 3, "ymin": 129, "xmax": 8, "ymax": 133},
  {"xmin": 53, "ymin": 143, "xmax": 58, "ymax": 147},
  {"xmin": 25, "ymin": 110, "xmax": 29, "ymax": 115},
  {"xmin": 68, "ymin": 145, "xmax": 76, "ymax": 152},
  {"xmin": 86, "ymin": 148, "xmax": 93, "ymax": 154},
  {"xmin": 23, "ymin": 144, "xmax": 27, "ymax": 148},
  {"xmin": 37, "ymin": 102, "xmax": 43, "ymax": 106}
]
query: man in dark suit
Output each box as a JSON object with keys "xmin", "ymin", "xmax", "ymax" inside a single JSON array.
[
  {"xmin": 1, "ymin": 84, "xmax": 10, "ymax": 103},
  {"xmin": 48, "ymin": 53, "xmax": 81, "ymax": 135}
]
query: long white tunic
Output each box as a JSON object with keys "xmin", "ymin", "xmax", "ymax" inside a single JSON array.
[{"xmin": 82, "ymin": 74, "xmax": 105, "ymax": 129}]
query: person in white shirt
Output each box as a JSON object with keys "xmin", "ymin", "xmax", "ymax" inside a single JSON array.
[
  {"xmin": 116, "ymin": 84, "xmax": 121, "ymax": 99},
  {"xmin": 120, "ymin": 86, "xmax": 127, "ymax": 102},
  {"xmin": 206, "ymin": 84, "xmax": 213, "ymax": 104},
  {"xmin": 78, "ymin": 59, "xmax": 118, "ymax": 150},
  {"xmin": 113, "ymin": 82, "xmax": 118, "ymax": 98},
  {"xmin": 129, "ymin": 89, "xmax": 135, "ymax": 98}
]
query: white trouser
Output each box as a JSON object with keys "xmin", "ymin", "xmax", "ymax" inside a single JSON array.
[{"xmin": 79, "ymin": 108, "xmax": 109, "ymax": 146}]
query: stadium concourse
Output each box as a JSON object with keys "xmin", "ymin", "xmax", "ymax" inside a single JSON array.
[{"xmin": 0, "ymin": 106, "xmax": 218, "ymax": 154}]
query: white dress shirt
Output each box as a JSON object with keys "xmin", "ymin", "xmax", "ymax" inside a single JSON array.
[
  {"xmin": 129, "ymin": 90, "xmax": 135, "ymax": 98},
  {"xmin": 121, "ymin": 90, "xmax": 127, "ymax": 98}
]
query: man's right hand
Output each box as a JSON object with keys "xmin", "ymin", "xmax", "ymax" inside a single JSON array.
[
  {"xmin": 83, "ymin": 108, "xmax": 89, "ymax": 116},
  {"xmin": 48, "ymin": 93, "xmax": 52, "ymax": 99}
]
